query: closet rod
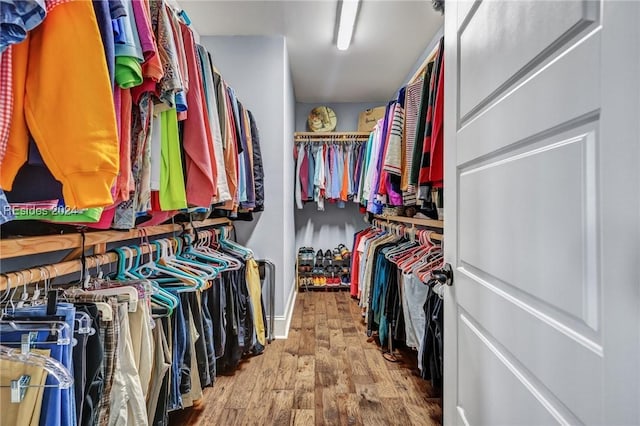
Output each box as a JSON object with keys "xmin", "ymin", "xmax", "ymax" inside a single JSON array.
[
  {"xmin": 374, "ymin": 215, "xmax": 443, "ymax": 229},
  {"xmin": 294, "ymin": 131, "xmax": 370, "ymax": 138},
  {"xmin": 372, "ymin": 216, "xmax": 443, "ymax": 242},
  {"xmin": 0, "ymin": 218, "xmax": 231, "ymax": 260},
  {"xmin": 0, "ymin": 247, "xmax": 150, "ymax": 292},
  {"xmin": 0, "ymin": 226, "xmax": 225, "ymax": 291}
]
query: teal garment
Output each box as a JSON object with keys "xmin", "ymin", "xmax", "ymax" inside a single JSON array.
[
  {"xmin": 159, "ymin": 108, "xmax": 187, "ymax": 210},
  {"xmin": 12, "ymin": 207, "xmax": 103, "ymax": 223}
]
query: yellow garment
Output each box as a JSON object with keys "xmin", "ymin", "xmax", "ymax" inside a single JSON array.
[
  {"xmin": 1, "ymin": 1, "xmax": 119, "ymax": 209},
  {"xmin": 0, "ymin": 349, "xmax": 50, "ymax": 426},
  {"xmin": 246, "ymin": 258, "xmax": 266, "ymax": 346}
]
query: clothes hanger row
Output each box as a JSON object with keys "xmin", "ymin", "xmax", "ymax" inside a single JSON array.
[
  {"xmin": 372, "ymin": 219, "xmax": 441, "ymax": 246},
  {"xmin": 294, "ymin": 139, "xmax": 367, "ymax": 146},
  {"xmin": 0, "ymin": 225, "xmax": 245, "ymax": 320},
  {"xmin": 370, "ymin": 219, "xmax": 444, "ymax": 290}
]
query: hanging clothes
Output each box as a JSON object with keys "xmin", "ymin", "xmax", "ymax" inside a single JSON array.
[{"xmin": 0, "ymin": 0, "xmax": 265, "ymax": 229}]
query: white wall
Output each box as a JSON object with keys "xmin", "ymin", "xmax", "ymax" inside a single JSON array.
[
  {"xmin": 201, "ymin": 36, "xmax": 295, "ymax": 330},
  {"xmin": 282, "ymin": 39, "xmax": 296, "ymax": 335},
  {"xmin": 402, "ymin": 26, "xmax": 444, "ymax": 86}
]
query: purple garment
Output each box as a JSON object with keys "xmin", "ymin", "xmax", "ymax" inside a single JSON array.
[
  {"xmin": 300, "ymin": 148, "xmax": 309, "ymax": 200},
  {"xmin": 306, "ymin": 144, "xmax": 314, "ymax": 199},
  {"xmin": 131, "ymin": 0, "xmax": 155, "ymax": 61},
  {"xmin": 386, "ymin": 175, "xmax": 403, "ymax": 206},
  {"xmin": 367, "ymin": 104, "xmax": 393, "ymax": 213}
]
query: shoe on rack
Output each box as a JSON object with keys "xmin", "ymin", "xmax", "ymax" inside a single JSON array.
[
  {"xmin": 322, "ymin": 249, "xmax": 331, "ymax": 268},
  {"xmin": 333, "ymin": 248, "xmax": 343, "ymax": 262},
  {"xmin": 338, "ymin": 244, "xmax": 351, "ymax": 260}
]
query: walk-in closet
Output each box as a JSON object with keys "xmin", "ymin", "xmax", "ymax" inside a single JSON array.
[{"xmin": 1, "ymin": 0, "xmax": 638, "ymax": 425}]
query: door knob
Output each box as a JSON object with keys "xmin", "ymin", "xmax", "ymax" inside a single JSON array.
[{"xmin": 433, "ymin": 263, "xmax": 453, "ymax": 286}]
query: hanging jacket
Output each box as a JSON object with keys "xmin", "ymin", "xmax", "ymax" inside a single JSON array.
[{"xmin": 248, "ymin": 110, "xmax": 265, "ymax": 212}]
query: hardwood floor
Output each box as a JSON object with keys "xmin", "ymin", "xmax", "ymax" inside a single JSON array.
[{"xmin": 169, "ymin": 291, "xmax": 442, "ymax": 425}]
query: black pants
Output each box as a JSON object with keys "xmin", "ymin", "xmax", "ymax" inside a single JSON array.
[{"xmin": 73, "ymin": 303, "xmax": 104, "ymax": 426}]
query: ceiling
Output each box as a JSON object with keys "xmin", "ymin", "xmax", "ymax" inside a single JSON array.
[{"xmin": 179, "ymin": 1, "xmax": 443, "ymax": 103}]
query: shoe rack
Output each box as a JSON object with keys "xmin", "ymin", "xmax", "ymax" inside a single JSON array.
[{"xmin": 296, "ymin": 246, "xmax": 351, "ymax": 292}]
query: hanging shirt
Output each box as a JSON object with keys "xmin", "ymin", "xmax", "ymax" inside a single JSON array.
[
  {"xmin": 0, "ymin": 47, "xmax": 13, "ymax": 166},
  {"xmin": 418, "ymin": 38, "xmax": 444, "ymax": 198},
  {"xmin": 114, "ymin": 0, "xmax": 144, "ymax": 88},
  {"xmin": 295, "ymin": 144, "xmax": 304, "ymax": 209},
  {"xmin": 240, "ymin": 105, "xmax": 255, "ymax": 209},
  {"xmin": 180, "ymin": 24, "xmax": 216, "ymax": 207},
  {"xmin": 222, "ymin": 82, "xmax": 239, "ymax": 211},
  {"xmin": 300, "ymin": 145, "xmax": 309, "ymax": 204},
  {"xmin": 92, "ymin": 0, "xmax": 126, "ymax": 87},
  {"xmin": 166, "ymin": 3, "xmax": 188, "ymax": 116},
  {"xmin": 314, "ymin": 145, "xmax": 325, "ymax": 211},
  {"xmin": 0, "ymin": 0, "xmax": 46, "ymax": 53},
  {"xmin": 402, "ymin": 78, "xmax": 425, "ymax": 192},
  {"xmin": 158, "ymin": 108, "xmax": 187, "ymax": 210},
  {"xmin": 248, "ymin": 111, "xmax": 265, "ymax": 211},
  {"xmin": 149, "ymin": 106, "xmax": 162, "ymax": 192},
  {"xmin": 150, "ymin": 0, "xmax": 182, "ymax": 108},
  {"xmin": 1, "ymin": 0, "xmax": 119, "ymax": 209},
  {"xmin": 428, "ymin": 50, "xmax": 444, "ymax": 188},
  {"xmin": 383, "ymin": 88, "xmax": 405, "ymax": 176},
  {"xmin": 197, "ymin": 45, "xmax": 231, "ymax": 204},
  {"xmin": 332, "ymin": 145, "xmax": 343, "ymax": 206}
]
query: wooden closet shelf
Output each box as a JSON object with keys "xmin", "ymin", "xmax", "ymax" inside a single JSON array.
[
  {"xmin": 0, "ymin": 218, "xmax": 231, "ymax": 260},
  {"xmin": 294, "ymin": 131, "xmax": 370, "ymax": 138},
  {"xmin": 374, "ymin": 215, "xmax": 443, "ymax": 229},
  {"xmin": 0, "ymin": 244, "xmax": 158, "ymax": 291}
]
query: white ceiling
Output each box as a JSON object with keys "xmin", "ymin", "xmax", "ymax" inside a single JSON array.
[{"xmin": 180, "ymin": 0, "xmax": 443, "ymax": 103}]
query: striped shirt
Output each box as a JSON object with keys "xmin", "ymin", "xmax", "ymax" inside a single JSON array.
[
  {"xmin": 402, "ymin": 79, "xmax": 424, "ymax": 192},
  {"xmin": 383, "ymin": 88, "xmax": 406, "ymax": 176}
]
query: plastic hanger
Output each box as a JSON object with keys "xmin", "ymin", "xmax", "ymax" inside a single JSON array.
[
  {"xmin": 184, "ymin": 234, "xmax": 228, "ymax": 268},
  {"xmin": 0, "ymin": 319, "xmax": 73, "ymax": 346},
  {"xmin": 0, "ymin": 344, "xmax": 74, "ymax": 402},
  {"xmin": 138, "ymin": 241, "xmax": 203, "ymax": 291},
  {"xmin": 126, "ymin": 245, "xmax": 178, "ymax": 315},
  {"xmin": 0, "ymin": 344, "xmax": 73, "ymax": 386},
  {"xmin": 194, "ymin": 231, "xmax": 243, "ymax": 271},
  {"xmin": 156, "ymin": 240, "xmax": 209, "ymax": 287},
  {"xmin": 163, "ymin": 238, "xmax": 219, "ymax": 279}
]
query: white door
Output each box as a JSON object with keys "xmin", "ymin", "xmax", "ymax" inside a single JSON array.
[{"xmin": 443, "ymin": 1, "xmax": 640, "ymax": 424}]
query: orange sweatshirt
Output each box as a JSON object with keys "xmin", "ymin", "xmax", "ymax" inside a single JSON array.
[{"xmin": 1, "ymin": 1, "xmax": 119, "ymax": 209}]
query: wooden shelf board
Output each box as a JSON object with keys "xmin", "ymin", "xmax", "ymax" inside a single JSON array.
[
  {"xmin": 0, "ymin": 218, "xmax": 230, "ymax": 260},
  {"xmin": 294, "ymin": 131, "xmax": 370, "ymax": 138},
  {"xmin": 374, "ymin": 215, "xmax": 443, "ymax": 229}
]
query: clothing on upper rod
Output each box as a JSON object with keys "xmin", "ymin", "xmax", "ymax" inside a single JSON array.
[
  {"xmin": 302, "ymin": 37, "xmax": 443, "ymax": 219},
  {"xmin": 294, "ymin": 139, "xmax": 367, "ymax": 211},
  {"xmin": 0, "ymin": 0, "xmax": 265, "ymax": 229},
  {"xmin": 0, "ymin": 228, "xmax": 267, "ymax": 426}
]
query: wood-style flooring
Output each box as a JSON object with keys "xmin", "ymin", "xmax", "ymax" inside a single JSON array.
[{"xmin": 169, "ymin": 291, "xmax": 442, "ymax": 425}]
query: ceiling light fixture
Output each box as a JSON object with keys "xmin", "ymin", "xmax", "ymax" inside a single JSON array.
[{"xmin": 336, "ymin": 0, "xmax": 361, "ymax": 51}]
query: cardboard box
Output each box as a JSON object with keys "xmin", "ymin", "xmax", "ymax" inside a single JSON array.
[{"xmin": 358, "ymin": 106, "xmax": 386, "ymax": 132}]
